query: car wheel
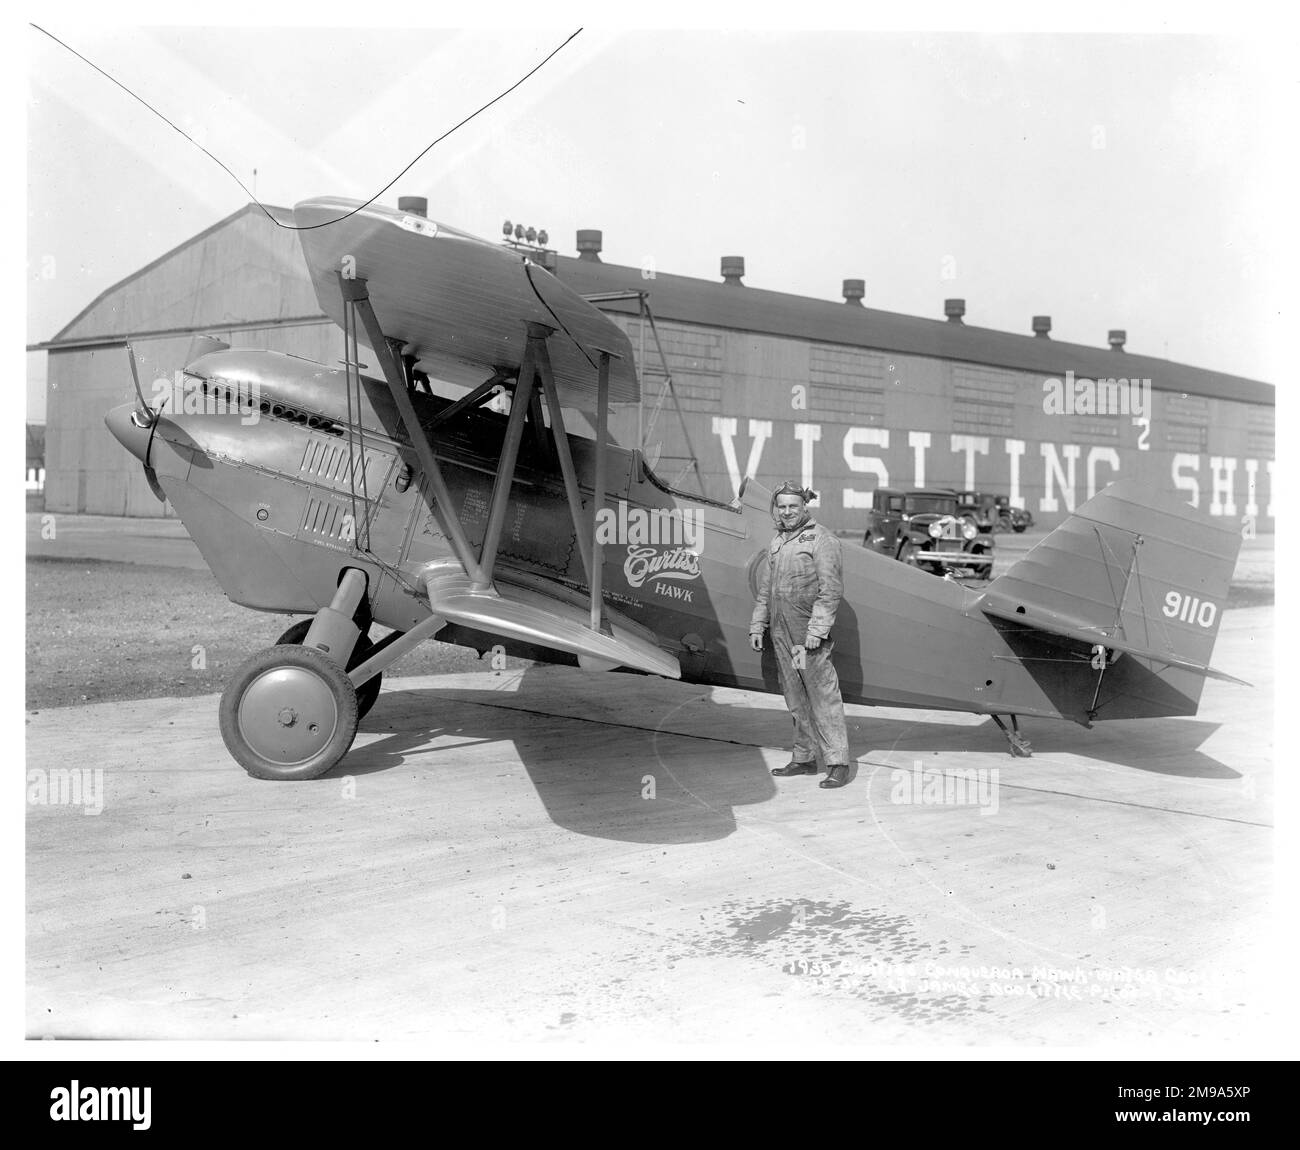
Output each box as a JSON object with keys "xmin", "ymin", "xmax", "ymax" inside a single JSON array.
[{"xmin": 897, "ymin": 541, "xmax": 922, "ymax": 568}]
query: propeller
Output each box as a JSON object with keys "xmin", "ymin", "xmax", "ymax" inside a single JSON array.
[{"xmin": 125, "ymin": 342, "xmax": 167, "ymax": 502}]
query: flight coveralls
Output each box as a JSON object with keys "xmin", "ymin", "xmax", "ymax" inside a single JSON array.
[{"xmin": 749, "ymin": 518, "xmax": 849, "ymax": 767}]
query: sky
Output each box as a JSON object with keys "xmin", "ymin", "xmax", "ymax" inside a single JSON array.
[{"xmin": 24, "ymin": 21, "xmax": 1290, "ymax": 423}]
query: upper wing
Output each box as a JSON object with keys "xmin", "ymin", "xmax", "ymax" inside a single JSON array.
[{"xmin": 293, "ymin": 197, "xmax": 639, "ymax": 412}]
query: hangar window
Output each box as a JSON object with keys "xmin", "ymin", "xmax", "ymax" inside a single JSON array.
[
  {"xmin": 622, "ymin": 318, "xmax": 723, "ymax": 414},
  {"xmin": 1165, "ymin": 422, "xmax": 1209, "ymax": 452},
  {"xmin": 952, "ymin": 398, "xmax": 1015, "ymax": 435},
  {"xmin": 1064, "ymin": 416, "xmax": 1119, "ymax": 442},
  {"xmin": 954, "ymin": 365, "xmax": 1020, "ymax": 402},
  {"xmin": 809, "ymin": 345, "xmax": 885, "ymax": 423},
  {"xmin": 952, "ymin": 365, "xmax": 1021, "ymax": 434},
  {"xmin": 1247, "ymin": 407, "xmax": 1275, "ymax": 458},
  {"xmin": 1164, "ymin": 394, "xmax": 1210, "ymax": 420}
]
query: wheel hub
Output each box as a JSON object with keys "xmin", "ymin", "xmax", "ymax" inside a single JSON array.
[{"xmin": 237, "ymin": 666, "xmax": 339, "ymax": 766}]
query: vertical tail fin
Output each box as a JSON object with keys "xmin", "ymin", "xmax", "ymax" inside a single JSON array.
[{"xmin": 976, "ymin": 481, "xmax": 1246, "ymax": 719}]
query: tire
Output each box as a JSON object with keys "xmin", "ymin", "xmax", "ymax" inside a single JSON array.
[
  {"xmin": 897, "ymin": 540, "xmax": 921, "ymax": 568},
  {"xmin": 1013, "ymin": 523, "xmax": 1027, "ymax": 534},
  {"xmin": 220, "ymin": 644, "xmax": 359, "ymax": 780},
  {"xmin": 276, "ymin": 619, "xmax": 382, "ymax": 719}
]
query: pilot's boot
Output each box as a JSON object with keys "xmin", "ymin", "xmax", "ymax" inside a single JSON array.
[
  {"xmin": 820, "ymin": 764, "xmax": 851, "ymax": 789},
  {"xmin": 772, "ymin": 760, "xmax": 818, "ymax": 777}
]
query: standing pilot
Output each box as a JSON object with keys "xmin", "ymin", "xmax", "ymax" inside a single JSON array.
[{"xmin": 749, "ymin": 482, "xmax": 852, "ymax": 789}]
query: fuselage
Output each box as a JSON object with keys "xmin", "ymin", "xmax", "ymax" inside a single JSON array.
[{"xmin": 105, "ymin": 348, "xmax": 1132, "ymax": 725}]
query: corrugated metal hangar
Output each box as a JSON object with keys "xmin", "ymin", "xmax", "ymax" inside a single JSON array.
[{"xmin": 38, "ymin": 201, "xmax": 1274, "ymax": 532}]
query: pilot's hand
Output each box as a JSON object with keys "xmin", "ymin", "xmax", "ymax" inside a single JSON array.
[
  {"xmin": 749, "ymin": 633, "xmax": 764, "ymax": 652},
  {"xmin": 805, "ymin": 634, "xmax": 822, "ymax": 650}
]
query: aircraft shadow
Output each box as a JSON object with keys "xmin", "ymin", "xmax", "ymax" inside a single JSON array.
[
  {"xmin": 330, "ymin": 667, "xmax": 1236, "ymax": 845},
  {"xmin": 838, "ymin": 712, "xmax": 1237, "ymax": 780},
  {"xmin": 338, "ymin": 682, "xmax": 779, "ymax": 845}
]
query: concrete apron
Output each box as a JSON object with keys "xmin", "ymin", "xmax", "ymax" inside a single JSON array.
[{"xmin": 26, "ymin": 606, "xmax": 1273, "ymax": 1046}]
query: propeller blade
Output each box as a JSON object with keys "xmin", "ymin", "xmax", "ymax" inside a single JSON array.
[
  {"xmin": 125, "ymin": 342, "xmax": 157, "ymax": 424},
  {"xmin": 126, "ymin": 342, "xmax": 144, "ymax": 404},
  {"xmin": 143, "ymin": 464, "xmax": 166, "ymax": 503}
]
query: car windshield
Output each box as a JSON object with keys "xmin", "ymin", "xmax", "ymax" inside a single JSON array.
[{"xmin": 905, "ymin": 495, "xmax": 955, "ymax": 516}]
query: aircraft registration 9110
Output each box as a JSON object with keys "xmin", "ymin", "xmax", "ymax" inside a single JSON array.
[{"xmin": 104, "ymin": 196, "xmax": 1246, "ymax": 780}]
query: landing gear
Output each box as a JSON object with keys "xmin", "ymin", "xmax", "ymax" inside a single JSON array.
[
  {"xmin": 275, "ymin": 619, "xmax": 382, "ymax": 718},
  {"xmin": 991, "ymin": 714, "xmax": 1033, "ymax": 757},
  {"xmin": 221, "ymin": 568, "xmax": 376, "ymax": 780},
  {"xmin": 219, "ymin": 644, "xmax": 359, "ymax": 780}
]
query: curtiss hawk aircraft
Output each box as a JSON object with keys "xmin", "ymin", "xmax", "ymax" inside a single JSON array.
[{"xmin": 105, "ymin": 196, "xmax": 1246, "ymax": 780}]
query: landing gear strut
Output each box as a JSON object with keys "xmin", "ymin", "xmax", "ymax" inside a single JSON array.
[
  {"xmin": 275, "ymin": 619, "xmax": 382, "ymax": 719},
  {"xmin": 991, "ymin": 714, "xmax": 1033, "ymax": 757}
]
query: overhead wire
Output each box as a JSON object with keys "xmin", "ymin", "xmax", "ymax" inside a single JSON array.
[{"xmin": 31, "ymin": 23, "xmax": 583, "ymax": 230}]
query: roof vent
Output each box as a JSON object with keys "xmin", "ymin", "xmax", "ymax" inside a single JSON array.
[
  {"xmin": 397, "ymin": 196, "xmax": 428, "ymax": 218},
  {"xmin": 944, "ymin": 298, "xmax": 966, "ymax": 324},
  {"xmin": 1032, "ymin": 315, "xmax": 1052, "ymax": 338},
  {"xmin": 721, "ymin": 256, "xmax": 745, "ymax": 286},
  {"xmin": 842, "ymin": 279, "xmax": 865, "ymax": 306},
  {"xmin": 1108, "ymin": 329, "xmax": 1127, "ymax": 352},
  {"xmin": 576, "ymin": 229, "xmax": 603, "ymax": 262}
]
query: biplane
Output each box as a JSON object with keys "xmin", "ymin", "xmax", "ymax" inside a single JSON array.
[{"xmin": 105, "ymin": 196, "xmax": 1247, "ymax": 780}]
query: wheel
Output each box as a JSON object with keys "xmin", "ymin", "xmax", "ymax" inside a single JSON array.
[
  {"xmin": 220, "ymin": 644, "xmax": 359, "ymax": 780},
  {"xmin": 897, "ymin": 541, "xmax": 921, "ymax": 568},
  {"xmin": 1013, "ymin": 523, "xmax": 1027, "ymax": 534},
  {"xmin": 275, "ymin": 619, "xmax": 382, "ymax": 718}
]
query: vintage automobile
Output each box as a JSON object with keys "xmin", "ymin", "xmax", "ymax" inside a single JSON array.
[
  {"xmin": 862, "ymin": 487, "xmax": 994, "ymax": 579},
  {"xmin": 955, "ymin": 490, "xmax": 1034, "ymax": 534},
  {"xmin": 996, "ymin": 494, "xmax": 1034, "ymax": 534}
]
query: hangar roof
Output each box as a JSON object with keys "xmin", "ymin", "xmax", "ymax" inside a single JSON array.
[
  {"xmin": 41, "ymin": 202, "xmax": 1272, "ymax": 408},
  {"xmin": 45, "ymin": 203, "xmax": 313, "ymax": 348},
  {"xmin": 552, "ymin": 255, "xmax": 1273, "ymax": 407}
]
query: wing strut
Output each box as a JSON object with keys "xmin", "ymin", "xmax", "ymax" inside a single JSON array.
[
  {"xmin": 337, "ymin": 272, "xmax": 488, "ymax": 585},
  {"xmin": 527, "ymin": 323, "xmax": 611, "ymax": 634},
  {"xmin": 333, "ymin": 273, "xmax": 619, "ymax": 648}
]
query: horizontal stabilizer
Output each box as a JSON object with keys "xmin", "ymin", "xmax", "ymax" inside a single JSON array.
[
  {"xmin": 423, "ymin": 561, "xmax": 680, "ymax": 679},
  {"xmin": 978, "ymin": 592, "xmax": 1250, "ymax": 685}
]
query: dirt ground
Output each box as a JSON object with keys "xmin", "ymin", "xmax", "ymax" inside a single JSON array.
[{"xmin": 25, "ymin": 557, "xmax": 530, "ymax": 709}]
